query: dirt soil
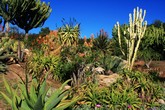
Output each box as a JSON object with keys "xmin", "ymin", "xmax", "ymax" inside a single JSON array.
[
  {"xmin": 0, "ymin": 61, "xmax": 165, "ymax": 109},
  {"xmin": 134, "ymin": 61, "xmax": 165, "ymax": 77}
]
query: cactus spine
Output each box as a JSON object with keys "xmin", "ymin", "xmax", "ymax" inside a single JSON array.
[{"xmin": 116, "ymin": 7, "xmax": 147, "ymax": 70}]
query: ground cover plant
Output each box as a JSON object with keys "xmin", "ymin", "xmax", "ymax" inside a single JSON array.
[{"xmin": 72, "ymin": 70, "xmax": 165, "ymax": 110}]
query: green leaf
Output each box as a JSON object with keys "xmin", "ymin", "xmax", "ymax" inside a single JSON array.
[
  {"xmin": 19, "ymin": 84, "xmax": 28, "ymax": 99},
  {"xmin": 0, "ymin": 91, "xmax": 12, "ymax": 105},
  {"xmin": 12, "ymin": 96, "xmax": 18, "ymax": 110},
  {"xmin": 19, "ymin": 100, "xmax": 31, "ymax": 110},
  {"xmin": 44, "ymin": 91, "xmax": 68, "ymax": 110},
  {"xmin": 54, "ymin": 97, "xmax": 81, "ymax": 110},
  {"xmin": 44, "ymin": 80, "xmax": 71, "ymax": 110},
  {"xmin": 29, "ymin": 81, "xmax": 37, "ymax": 103},
  {"xmin": 3, "ymin": 75, "xmax": 12, "ymax": 94},
  {"xmin": 19, "ymin": 84, "xmax": 33, "ymax": 108},
  {"xmin": 33, "ymin": 95, "xmax": 44, "ymax": 110},
  {"xmin": 39, "ymin": 78, "xmax": 47, "ymax": 96}
]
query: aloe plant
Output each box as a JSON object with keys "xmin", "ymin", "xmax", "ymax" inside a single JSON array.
[
  {"xmin": 93, "ymin": 29, "xmax": 110, "ymax": 73},
  {"xmin": 1, "ymin": 74, "xmax": 81, "ymax": 110}
]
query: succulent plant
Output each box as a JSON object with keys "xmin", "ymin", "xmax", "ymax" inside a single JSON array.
[{"xmin": 0, "ymin": 74, "xmax": 81, "ymax": 110}]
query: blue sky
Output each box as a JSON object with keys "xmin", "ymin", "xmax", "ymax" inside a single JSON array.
[{"xmin": 30, "ymin": 0, "xmax": 165, "ymax": 38}]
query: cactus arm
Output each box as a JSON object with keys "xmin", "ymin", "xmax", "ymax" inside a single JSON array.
[{"xmin": 116, "ymin": 22, "xmax": 126, "ymax": 56}]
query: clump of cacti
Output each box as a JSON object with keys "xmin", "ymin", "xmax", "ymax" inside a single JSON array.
[
  {"xmin": 115, "ymin": 7, "xmax": 147, "ymax": 70},
  {"xmin": 0, "ymin": 37, "xmax": 15, "ymax": 73}
]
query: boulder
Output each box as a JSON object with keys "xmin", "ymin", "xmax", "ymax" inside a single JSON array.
[{"xmin": 96, "ymin": 74, "xmax": 121, "ymax": 86}]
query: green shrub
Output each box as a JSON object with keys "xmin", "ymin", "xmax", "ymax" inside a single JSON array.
[
  {"xmin": 120, "ymin": 70, "xmax": 164, "ymax": 108},
  {"xmin": 0, "ymin": 37, "xmax": 16, "ymax": 73},
  {"xmin": 27, "ymin": 51, "xmax": 60, "ymax": 80},
  {"xmin": 56, "ymin": 46, "xmax": 94, "ymax": 82}
]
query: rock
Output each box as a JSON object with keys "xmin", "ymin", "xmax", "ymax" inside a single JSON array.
[
  {"xmin": 158, "ymin": 99, "xmax": 165, "ymax": 105},
  {"xmin": 16, "ymin": 64, "xmax": 21, "ymax": 67},
  {"xmin": 96, "ymin": 74, "xmax": 121, "ymax": 86},
  {"xmin": 159, "ymin": 71, "xmax": 165, "ymax": 78},
  {"xmin": 64, "ymin": 85, "xmax": 71, "ymax": 90},
  {"xmin": 93, "ymin": 67, "xmax": 105, "ymax": 74},
  {"xmin": 23, "ymin": 49, "xmax": 31, "ymax": 56},
  {"xmin": 105, "ymin": 70, "xmax": 114, "ymax": 75}
]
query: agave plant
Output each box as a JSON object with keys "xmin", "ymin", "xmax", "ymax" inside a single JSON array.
[{"xmin": 0, "ymin": 74, "xmax": 80, "ymax": 110}]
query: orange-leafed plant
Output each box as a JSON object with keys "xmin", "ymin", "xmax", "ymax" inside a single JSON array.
[
  {"xmin": 30, "ymin": 30, "xmax": 61, "ymax": 55},
  {"xmin": 83, "ymin": 34, "xmax": 94, "ymax": 48}
]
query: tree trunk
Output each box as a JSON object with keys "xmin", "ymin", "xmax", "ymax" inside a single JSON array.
[
  {"xmin": 5, "ymin": 21, "xmax": 10, "ymax": 37},
  {"xmin": 25, "ymin": 31, "xmax": 29, "ymax": 48},
  {"xmin": 25, "ymin": 32, "xmax": 28, "ymax": 40},
  {"xmin": 103, "ymin": 51, "xmax": 106, "ymax": 74},
  {"xmin": 17, "ymin": 40, "xmax": 21, "ymax": 60}
]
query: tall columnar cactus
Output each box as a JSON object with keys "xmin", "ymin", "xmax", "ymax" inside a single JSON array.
[{"xmin": 115, "ymin": 7, "xmax": 147, "ymax": 70}]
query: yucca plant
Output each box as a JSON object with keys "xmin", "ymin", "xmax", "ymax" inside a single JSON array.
[
  {"xmin": 0, "ymin": 74, "xmax": 81, "ymax": 110},
  {"xmin": 58, "ymin": 18, "xmax": 80, "ymax": 47}
]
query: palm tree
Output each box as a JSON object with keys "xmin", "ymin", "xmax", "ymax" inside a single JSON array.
[{"xmin": 58, "ymin": 19, "xmax": 80, "ymax": 46}]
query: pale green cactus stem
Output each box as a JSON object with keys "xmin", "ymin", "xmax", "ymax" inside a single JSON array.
[
  {"xmin": 116, "ymin": 22, "xmax": 126, "ymax": 57},
  {"xmin": 116, "ymin": 7, "xmax": 147, "ymax": 70}
]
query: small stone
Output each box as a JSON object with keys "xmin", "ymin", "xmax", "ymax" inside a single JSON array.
[
  {"xmin": 16, "ymin": 64, "xmax": 21, "ymax": 67},
  {"xmin": 93, "ymin": 67, "xmax": 105, "ymax": 74},
  {"xmin": 64, "ymin": 85, "xmax": 71, "ymax": 90},
  {"xmin": 158, "ymin": 99, "xmax": 165, "ymax": 104}
]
